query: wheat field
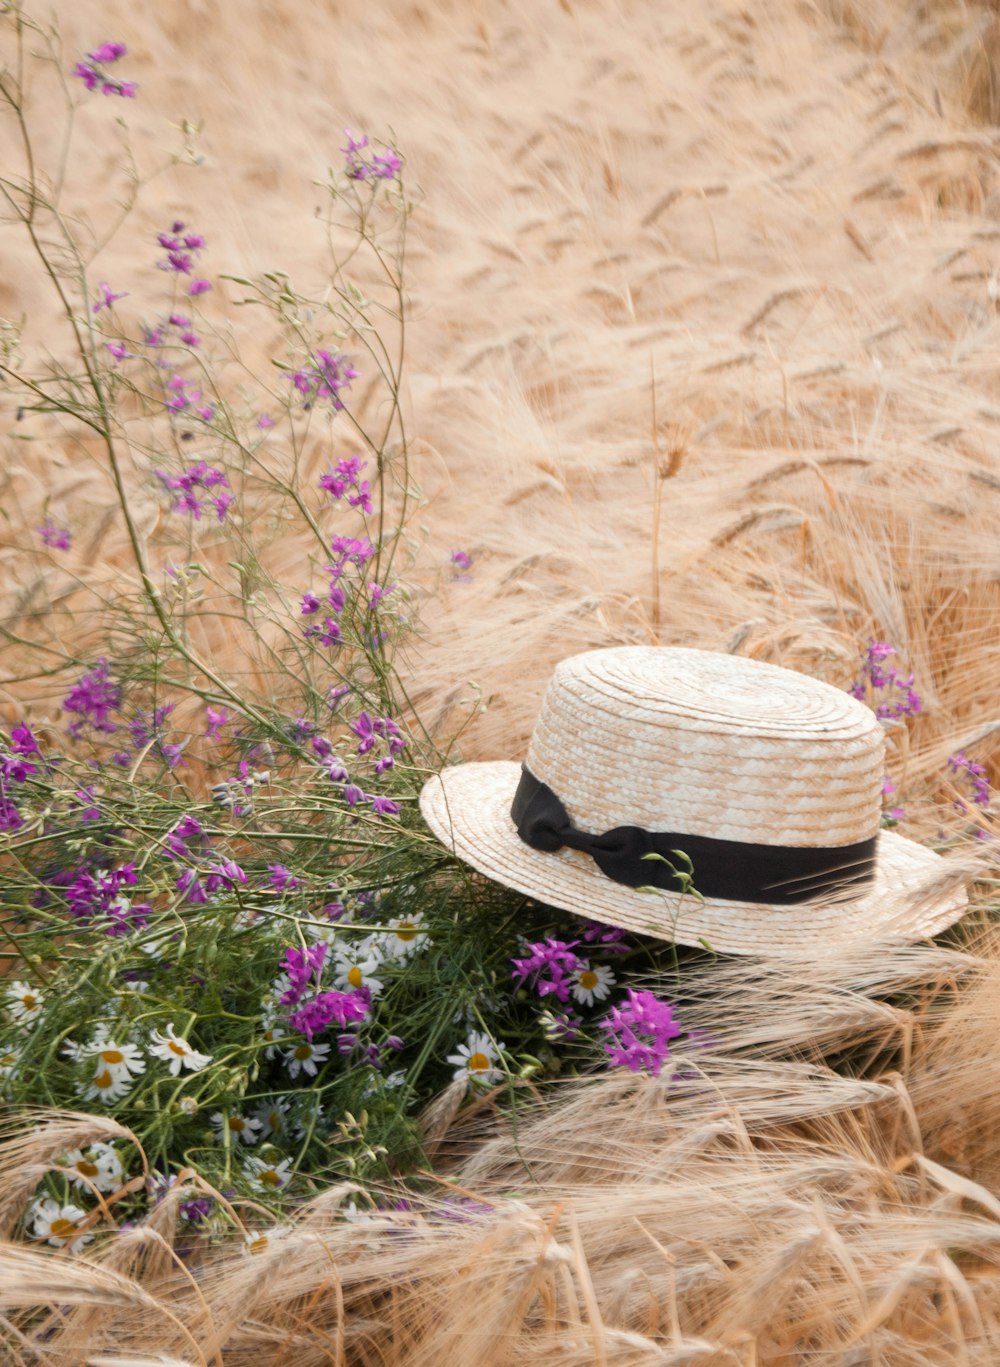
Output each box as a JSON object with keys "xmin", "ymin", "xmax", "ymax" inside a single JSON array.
[{"xmin": 4, "ymin": 0, "xmax": 1000, "ymax": 1359}]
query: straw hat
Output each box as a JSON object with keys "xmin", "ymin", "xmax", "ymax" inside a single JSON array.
[{"xmin": 419, "ymin": 646, "xmax": 969, "ymax": 955}]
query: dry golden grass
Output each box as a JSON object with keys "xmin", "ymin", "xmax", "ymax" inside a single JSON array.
[{"xmin": 5, "ymin": 0, "xmax": 1000, "ymax": 1359}]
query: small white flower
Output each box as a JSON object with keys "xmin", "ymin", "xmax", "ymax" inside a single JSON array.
[
  {"xmin": 5, "ymin": 980, "xmax": 43, "ymax": 1023},
  {"xmin": 253, "ymin": 1097, "xmax": 291, "ymax": 1140},
  {"xmin": 243, "ymin": 1155, "xmax": 293, "ymax": 1190},
  {"xmin": 332, "ymin": 940, "xmax": 385, "ymax": 997},
  {"xmin": 377, "ymin": 913, "xmax": 428, "ymax": 962},
  {"xmin": 210, "ymin": 1111, "xmax": 263, "ymax": 1146},
  {"xmin": 283, "ymin": 1039, "xmax": 330, "ymax": 1080},
  {"xmin": 362, "ymin": 1068, "xmax": 406, "ymax": 1099},
  {"xmin": 0, "ymin": 1047, "xmax": 19, "ymax": 1080},
  {"xmin": 30, "ymin": 1198, "xmax": 93, "ymax": 1253},
  {"xmin": 149, "ymin": 1024, "xmax": 213, "ymax": 1076},
  {"xmin": 61, "ymin": 1142, "xmax": 124, "ymax": 1193},
  {"xmin": 447, "ymin": 1031, "xmax": 505, "ymax": 1087},
  {"xmin": 80, "ymin": 1064, "xmax": 134, "ymax": 1103},
  {"xmin": 570, "ymin": 962, "xmax": 616, "ymax": 1006},
  {"xmin": 242, "ymin": 1223, "xmax": 292, "ymax": 1257}
]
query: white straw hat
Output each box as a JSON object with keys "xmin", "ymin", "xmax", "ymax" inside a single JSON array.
[{"xmin": 419, "ymin": 647, "xmax": 969, "ymax": 955}]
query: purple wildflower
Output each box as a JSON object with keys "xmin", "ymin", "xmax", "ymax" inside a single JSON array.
[
  {"xmin": 188, "ymin": 279, "xmax": 212, "ymax": 296},
  {"xmin": 257, "ymin": 413, "xmax": 275, "ymax": 429},
  {"xmin": 288, "ymin": 989, "xmax": 368, "ymax": 1042},
  {"xmin": 180, "ymin": 1197, "xmax": 215, "ymax": 1225},
  {"xmin": 320, "ymin": 455, "xmax": 372, "ymax": 513},
  {"xmin": 288, "ymin": 349, "xmax": 358, "ymax": 409},
  {"xmin": 10, "ymin": 723, "xmax": 39, "ymax": 757},
  {"xmin": 369, "ymin": 795, "xmax": 400, "ymax": 817},
  {"xmin": 267, "ymin": 863, "xmax": 301, "ymax": 893},
  {"xmin": 304, "ymin": 617, "xmax": 341, "ymax": 647},
  {"xmin": 93, "ymin": 281, "xmax": 128, "ymax": 314},
  {"xmin": 849, "ymin": 641, "xmax": 922, "ymax": 721},
  {"xmin": 279, "ymin": 944, "xmax": 328, "ymax": 1006},
  {"xmin": 205, "ymin": 706, "xmax": 229, "ymax": 742},
  {"xmin": 38, "ymin": 522, "xmax": 71, "ymax": 550},
  {"xmin": 511, "ymin": 937, "xmax": 582, "ymax": 1003},
  {"xmin": 73, "ymin": 42, "xmax": 135, "ymax": 97},
  {"xmin": 342, "ymin": 129, "xmax": 402, "ymax": 182},
  {"xmin": 947, "ymin": 751, "xmax": 991, "ymax": 813},
  {"xmin": 63, "ymin": 658, "xmax": 121, "ymax": 737},
  {"xmin": 601, "ymin": 989, "xmax": 682, "ymax": 1077}
]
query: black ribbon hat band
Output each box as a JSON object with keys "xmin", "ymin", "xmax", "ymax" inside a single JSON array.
[{"xmin": 510, "ymin": 766, "xmax": 878, "ymax": 906}]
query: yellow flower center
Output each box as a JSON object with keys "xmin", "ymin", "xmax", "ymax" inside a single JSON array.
[
  {"xmin": 93, "ymin": 1069, "xmax": 113, "ymax": 1089},
  {"xmin": 468, "ymin": 1052, "xmax": 490, "ymax": 1073},
  {"xmin": 50, "ymin": 1218, "xmax": 77, "ymax": 1238},
  {"xmin": 100, "ymin": 1049, "xmax": 125, "ymax": 1064},
  {"xmin": 294, "ymin": 1044, "xmax": 312, "ymax": 1061},
  {"xmin": 229, "ymin": 1117, "xmax": 246, "ymax": 1132},
  {"xmin": 261, "ymin": 1169, "xmax": 281, "ymax": 1186},
  {"xmin": 248, "ymin": 1235, "xmax": 269, "ymax": 1255},
  {"xmin": 21, "ymin": 994, "xmax": 36, "ymax": 1010},
  {"xmin": 580, "ymin": 970, "xmax": 598, "ymax": 990},
  {"xmin": 75, "ymin": 1159, "xmax": 99, "ymax": 1178},
  {"xmin": 395, "ymin": 922, "xmax": 417, "ymax": 942},
  {"xmin": 267, "ymin": 1111, "xmax": 281, "ymax": 1131},
  {"xmin": 168, "ymin": 1040, "xmax": 187, "ymax": 1056},
  {"xmin": 347, "ymin": 966, "xmax": 363, "ymax": 989}
]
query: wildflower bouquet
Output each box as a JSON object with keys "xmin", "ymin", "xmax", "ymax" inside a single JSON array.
[{"xmin": 0, "ymin": 12, "xmax": 701, "ymax": 1250}]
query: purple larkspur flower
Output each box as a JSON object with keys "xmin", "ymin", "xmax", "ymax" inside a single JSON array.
[
  {"xmin": 288, "ymin": 988, "xmax": 368, "ymax": 1042},
  {"xmin": 342, "ymin": 129, "xmax": 402, "ymax": 182},
  {"xmin": 511, "ymin": 937, "xmax": 582, "ymax": 1003},
  {"xmin": 289, "ymin": 350, "xmax": 357, "ymax": 409},
  {"xmin": 369, "ymin": 795, "xmax": 399, "ymax": 817},
  {"xmin": 38, "ymin": 522, "xmax": 71, "ymax": 549},
  {"xmin": 279, "ymin": 943, "xmax": 328, "ymax": 1006},
  {"xmin": 948, "ymin": 751, "xmax": 991, "ymax": 813},
  {"xmin": 601, "ymin": 988, "xmax": 682, "ymax": 1077},
  {"xmin": 63, "ymin": 658, "xmax": 121, "ymax": 737},
  {"xmin": 849, "ymin": 641, "xmax": 922, "ymax": 721},
  {"xmin": 93, "ymin": 281, "xmax": 128, "ymax": 314},
  {"xmin": 205, "ymin": 706, "xmax": 229, "ymax": 741},
  {"xmin": 267, "ymin": 863, "xmax": 301, "ymax": 893}
]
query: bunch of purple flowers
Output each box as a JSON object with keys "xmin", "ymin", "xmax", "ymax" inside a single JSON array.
[
  {"xmin": 848, "ymin": 641, "xmax": 922, "ymax": 721},
  {"xmin": 73, "ymin": 41, "xmax": 136, "ymax": 98}
]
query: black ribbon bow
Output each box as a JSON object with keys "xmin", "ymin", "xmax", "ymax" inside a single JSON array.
[{"xmin": 510, "ymin": 766, "xmax": 877, "ymax": 905}]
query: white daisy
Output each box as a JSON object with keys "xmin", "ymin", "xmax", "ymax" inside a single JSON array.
[
  {"xmin": 283, "ymin": 1039, "xmax": 330, "ymax": 1080},
  {"xmin": 447, "ymin": 1031, "xmax": 505, "ymax": 1087},
  {"xmin": 149, "ymin": 1024, "xmax": 213, "ymax": 1076},
  {"xmin": 253, "ymin": 1097, "xmax": 291, "ymax": 1140},
  {"xmin": 377, "ymin": 913, "xmax": 428, "ymax": 962},
  {"xmin": 0, "ymin": 1047, "xmax": 19, "ymax": 1080},
  {"xmin": 80, "ymin": 1065, "xmax": 134, "ymax": 1103},
  {"xmin": 210, "ymin": 1110, "xmax": 263, "ymax": 1146},
  {"xmin": 242, "ymin": 1224, "xmax": 292, "ymax": 1257},
  {"xmin": 83, "ymin": 1039, "xmax": 146, "ymax": 1083},
  {"xmin": 5, "ymin": 980, "xmax": 43, "ymax": 1023},
  {"xmin": 332, "ymin": 940, "xmax": 386, "ymax": 997},
  {"xmin": 61, "ymin": 1142, "xmax": 124, "ymax": 1193},
  {"xmin": 30, "ymin": 1198, "xmax": 93, "ymax": 1253},
  {"xmin": 570, "ymin": 962, "xmax": 616, "ymax": 1006},
  {"xmin": 243, "ymin": 1155, "xmax": 293, "ymax": 1190}
]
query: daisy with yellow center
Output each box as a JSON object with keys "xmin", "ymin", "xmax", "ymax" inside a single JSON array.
[
  {"xmin": 446, "ymin": 1030, "xmax": 505, "ymax": 1088},
  {"xmin": 378, "ymin": 913, "xmax": 428, "ymax": 962},
  {"xmin": 80, "ymin": 1065, "xmax": 133, "ymax": 1103},
  {"xmin": 283, "ymin": 1039, "xmax": 331, "ymax": 1080},
  {"xmin": 5, "ymin": 980, "xmax": 43, "ymax": 1023},
  {"xmin": 210, "ymin": 1110, "xmax": 263, "ymax": 1146},
  {"xmin": 570, "ymin": 962, "xmax": 616, "ymax": 1006},
  {"xmin": 85, "ymin": 1038, "xmax": 146, "ymax": 1082},
  {"xmin": 149, "ymin": 1023, "xmax": 213, "ymax": 1076},
  {"xmin": 254, "ymin": 1097, "xmax": 291, "ymax": 1140},
  {"xmin": 61, "ymin": 1142, "xmax": 124, "ymax": 1194},
  {"xmin": 0, "ymin": 1047, "xmax": 18, "ymax": 1080},
  {"xmin": 332, "ymin": 939, "xmax": 386, "ymax": 997},
  {"xmin": 242, "ymin": 1224, "xmax": 292, "ymax": 1257},
  {"xmin": 30, "ymin": 1198, "xmax": 94, "ymax": 1253},
  {"xmin": 244, "ymin": 1155, "xmax": 293, "ymax": 1190}
]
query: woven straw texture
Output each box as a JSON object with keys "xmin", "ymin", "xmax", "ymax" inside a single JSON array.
[{"xmin": 419, "ymin": 648, "xmax": 969, "ymax": 954}]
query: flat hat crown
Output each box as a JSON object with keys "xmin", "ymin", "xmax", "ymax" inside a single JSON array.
[{"xmin": 523, "ymin": 647, "xmax": 885, "ymax": 848}]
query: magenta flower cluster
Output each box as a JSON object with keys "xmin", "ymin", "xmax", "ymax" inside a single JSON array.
[
  {"xmin": 0, "ymin": 723, "xmax": 41, "ymax": 831},
  {"xmin": 289, "ymin": 349, "xmax": 357, "ymax": 409},
  {"xmin": 511, "ymin": 937, "xmax": 583, "ymax": 1002},
  {"xmin": 320, "ymin": 455, "xmax": 372, "ymax": 515},
  {"xmin": 73, "ymin": 41, "xmax": 136, "ymax": 98},
  {"xmin": 278, "ymin": 943, "xmax": 370, "ymax": 1042},
  {"xmin": 156, "ymin": 462, "xmax": 233, "ymax": 521},
  {"xmin": 848, "ymin": 642, "xmax": 922, "ymax": 721},
  {"xmin": 601, "ymin": 988, "xmax": 683, "ymax": 1077},
  {"xmin": 342, "ymin": 129, "xmax": 402, "ymax": 182},
  {"xmin": 352, "ymin": 710, "xmax": 406, "ymax": 776}
]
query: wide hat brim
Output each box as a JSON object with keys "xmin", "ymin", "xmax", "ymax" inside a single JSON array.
[{"xmin": 420, "ymin": 761, "xmax": 970, "ymax": 956}]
